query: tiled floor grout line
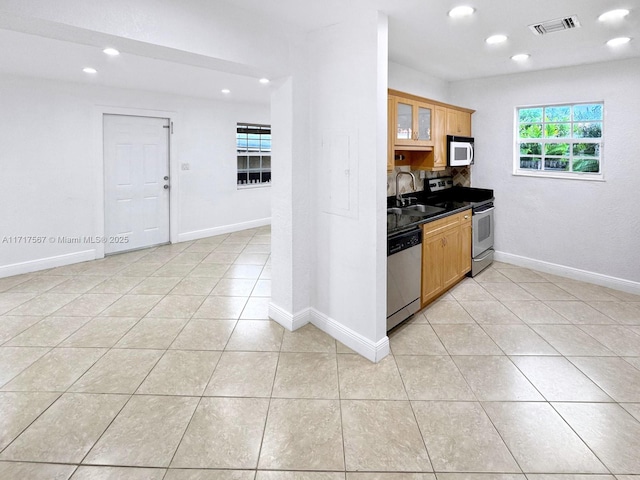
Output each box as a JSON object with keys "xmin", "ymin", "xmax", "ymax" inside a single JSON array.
[
  {"xmin": 0, "ymin": 230, "xmax": 269, "ymax": 472},
  {"xmin": 74, "ymin": 392, "xmax": 136, "ymax": 468},
  {"xmin": 163, "ymin": 395, "xmax": 204, "ymax": 472},
  {"xmin": 395, "ymin": 354, "xmax": 438, "ymax": 473},
  {"xmin": 65, "ymin": 238, "xmax": 200, "ymax": 470},
  {"xmin": 546, "ymin": 400, "xmax": 615, "ymax": 476},
  {"xmin": 252, "ymin": 332, "xmax": 283, "ymax": 473},
  {"xmin": 3, "ymin": 231, "xmax": 640, "ymax": 476},
  {"xmin": 502, "ymin": 351, "xmax": 617, "ymax": 474},
  {"xmin": 426, "ymin": 315, "xmax": 525, "ymax": 473},
  {"xmin": 336, "ymin": 342, "xmax": 348, "ymax": 474},
  {"xmin": 420, "ymin": 276, "xmax": 638, "ymax": 475},
  {"xmin": 0, "ymin": 389, "xmax": 63, "ymax": 457}
]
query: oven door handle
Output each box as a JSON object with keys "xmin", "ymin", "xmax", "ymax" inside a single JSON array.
[{"xmin": 474, "ymin": 206, "xmax": 494, "ymax": 215}]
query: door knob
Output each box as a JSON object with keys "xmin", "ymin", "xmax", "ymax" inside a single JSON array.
[
  {"xmin": 164, "ymin": 176, "xmax": 169, "ymax": 181},
  {"xmin": 164, "ymin": 185, "xmax": 169, "ymax": 189}
]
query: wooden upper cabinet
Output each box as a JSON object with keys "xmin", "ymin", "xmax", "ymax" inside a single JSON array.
[
  {"xmin": 432, "ymin": 106, "xmax": 448, "ymax": 170},
  {"xmin": 447, "ymin": 108, "xmax": 472, "ymax": 137},
  {"xmin": 387, "ymin": 90, "xmax": 473, "ymax": 171},
  {"xmin": 391, "ymin": 96, "xmax": 434, "ymax": 147}
]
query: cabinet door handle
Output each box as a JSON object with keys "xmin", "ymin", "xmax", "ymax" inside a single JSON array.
[{"xmin": 464, "ymin": 215, "xmax": 469, "ymax": 220}]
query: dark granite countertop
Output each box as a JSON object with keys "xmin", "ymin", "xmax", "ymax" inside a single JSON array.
[
  {"xmin": 387, "ymin": 201, "xmax": 472, "ymax": 236},
  {"xmin": 387, "ymin": 186, "xmax": 493, "ymax": 236}
]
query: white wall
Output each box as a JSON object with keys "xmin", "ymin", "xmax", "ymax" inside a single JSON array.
[
  {"xmin": 389, "ymin": 61, "xmax": 450, "ymax": 103},
  {"xmin": 0, "ymin": 73, "xmax": 270, "ymax": 276},
  {"xmin": 270, "ymin": 11, "xmax": 389, "ymax": 361},
  {"xmin": 270, "ymin": 73, "xmax": 313, "ymax": 321},
  {"xmin": 450, "ymin": 58, "xmax": 640, "ymax": 287},
  {"xmin": 309, "ymin": 10, "xmax": 388, "ymax": 356}
]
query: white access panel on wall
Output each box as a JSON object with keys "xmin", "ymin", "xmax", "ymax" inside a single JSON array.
[{"xmin": 103, "ymin": 114, "xmax": 170, "ymax": 254}]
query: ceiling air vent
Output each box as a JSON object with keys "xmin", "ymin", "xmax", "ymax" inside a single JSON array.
[{"xmin": 529, "ymin": 15, "xmax": 581, "ymax": 35}]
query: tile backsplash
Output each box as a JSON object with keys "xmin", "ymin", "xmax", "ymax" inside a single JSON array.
[
  {"xmin": 451, "ymin": 167, "xmax": 471, "ymax": 188},
  {"xmin": 387, "ymin": 166, "xmax": 471, "ymax": 196}
]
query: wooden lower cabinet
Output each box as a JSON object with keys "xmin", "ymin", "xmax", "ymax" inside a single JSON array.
[
  {"xmin": 422, "ymin": 235, "xmax": 444, "ymax": 301},
  {"xmin": 442, "ymin": 227, "xmax": 460, "ymax": 289},
  {"xmin": 421, "ymin": 210, "xmax": 472, "ymax": 306}
]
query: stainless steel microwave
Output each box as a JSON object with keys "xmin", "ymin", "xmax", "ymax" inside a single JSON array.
[{"xmin": 447, "ymin": 135, "xmax": 474, "ymax": 167}]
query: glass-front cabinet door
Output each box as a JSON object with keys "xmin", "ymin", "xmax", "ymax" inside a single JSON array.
[
  {"xmin": 395, "ymin": 99, "xmax": 414, "ymax": 144},
  {"xmin": 417, "ymin": 105, "xmax": 432, "ymax": 142},
  {"xmin": 393, "ymin": 97, "xmax": 434, "ymax": 147}
]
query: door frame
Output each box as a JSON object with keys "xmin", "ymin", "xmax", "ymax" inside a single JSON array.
[{"xmin": 94, "ymin": 106, "xmax": 179, "ymax": 259}]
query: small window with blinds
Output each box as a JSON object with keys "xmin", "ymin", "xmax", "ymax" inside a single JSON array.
[{"xmin": 237, "ymin": 123, "xmax": 271, "ymax": 187}]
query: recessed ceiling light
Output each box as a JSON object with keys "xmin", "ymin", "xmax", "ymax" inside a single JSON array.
[
  {"xmin": 221, "ymin": 89, "xmax": 231, "ymax": 94},
  {"xmin": 103, "ymin": 47, "xmax": 120, "ymax": 56},
  {"xmin": 598, "ymin": 9, "xmax": 630, "ymax": 22},
  {"xmin": 259, "ymin": 78, "xmax": 270, "ymax": 84},
  {"xmin": 511, "ymin": 53, "xmax": 530, "ymax": 61},
  {"xmin": 486, "ymin": 34, "xmax": 508, "ymax": 44},
  {"xmin": 83, "ymin": 67, "xmax": 97, "ymax": 74},
  {"xmin": 448, "ymin": 6, "xmax": 475, "ymax": 18},
  {"xmin": 607, "ymin": 36, "xmax": 631, "ymax": 46}
]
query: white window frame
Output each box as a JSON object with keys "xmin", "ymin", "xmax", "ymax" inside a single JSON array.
[
  {"xmin": 513, "ymin": 102, "xmax": 604, "ymax": 181},
  {"xmin": 237, "ymin": 123, "xmax": 271, "ymax": 189}
]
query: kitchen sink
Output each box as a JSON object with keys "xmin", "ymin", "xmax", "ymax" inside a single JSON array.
[
  {"xmin": 402, "ymin": 204, "xmax": 446, "ymax": 215},
  {"xmin": 387, "ymin": 204, "xmax": 446, "ymax": 217}
]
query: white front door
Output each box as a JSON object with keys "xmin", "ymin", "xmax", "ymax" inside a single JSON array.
[{"xmin": 104, "ymin": 114, "xmax": 170, "ymax": 254}]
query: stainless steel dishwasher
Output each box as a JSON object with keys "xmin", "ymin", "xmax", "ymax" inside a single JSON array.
[{"xmin": 387, "ymin": 227, "xmax": 422, "ymax": 331}]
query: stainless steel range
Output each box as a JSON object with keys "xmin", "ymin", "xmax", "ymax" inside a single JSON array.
[
  {"xmin": 471, "ymin": 201, "xmax": 494, "ymax": 276},
  {"xmin": 426, "ymin": 177, "xmax": 495, "ymax": 277}
]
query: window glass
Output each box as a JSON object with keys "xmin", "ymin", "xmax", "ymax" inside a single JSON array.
[
  {"xmin": 515, "ymin": 102, "xmax": 603, "ymax": 179},
  {"xmin": 237, "ymin": 123, "xmax": 271, "ymax": 187}
]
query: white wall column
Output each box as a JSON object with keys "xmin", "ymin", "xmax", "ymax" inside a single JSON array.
[{"xmin": 269, "ymin": 74, "xmax": 313, "ymax": 329}]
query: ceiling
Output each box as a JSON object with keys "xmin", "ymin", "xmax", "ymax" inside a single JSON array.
[
  {"xmin": 0, "ymin": 28, "xmax": 274, "ymax": 104},
  {"xmin": 221, "ymin": 0, "xmax": 640, "ymax": 81},
  {"xmin": 0, "ymin": 0, "xmax": 638, "ymax": 101},
  {"xmin": 388, "ymin": 0, "xmax": 639, "ymax": 81}
]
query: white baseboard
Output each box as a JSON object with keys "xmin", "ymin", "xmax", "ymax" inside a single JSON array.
[
  {"xmin": 309, "ymin": 309, "xmax": 390, "ymax": 363},
  {"xmin": 494, "ymin": 251, "xmax": 640, "ymax": 295},
  {"xmin": 0, "ymin": 249, "xmax": 98, "ymax": 279},
  {"xmin": 267, "ymin": 302, "xmax": 390, "ymax": 363},
  {"xmin": 268, "ymin": 302, "xmax": 311, "ymax": 331},
  {"xmin": 178, "ymin": 218, "xmax": 271, "ymax": 243}
]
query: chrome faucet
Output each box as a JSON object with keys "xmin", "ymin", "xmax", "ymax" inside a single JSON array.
[{"xmin": 395, "ymin": 171, "xmax": 416, "ymax": 207}]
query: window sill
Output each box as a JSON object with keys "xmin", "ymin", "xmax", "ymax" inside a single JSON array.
[
  {"xmin": 237, "ymin": 183, "xmax": 271, "ymax": 190},
  {"xmin": 513, "ymin": 170, "xmax": 605, "ymax": 182}
]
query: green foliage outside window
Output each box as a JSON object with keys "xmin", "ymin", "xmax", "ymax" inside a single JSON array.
[{"xmin": 517, "ymin": 103, "xmax": 603, "ymax": 176}]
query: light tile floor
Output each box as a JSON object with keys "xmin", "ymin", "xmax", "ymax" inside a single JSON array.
[{"xmin": 1, "ymin": 227, "xmax": 640, "ymax": 479}]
